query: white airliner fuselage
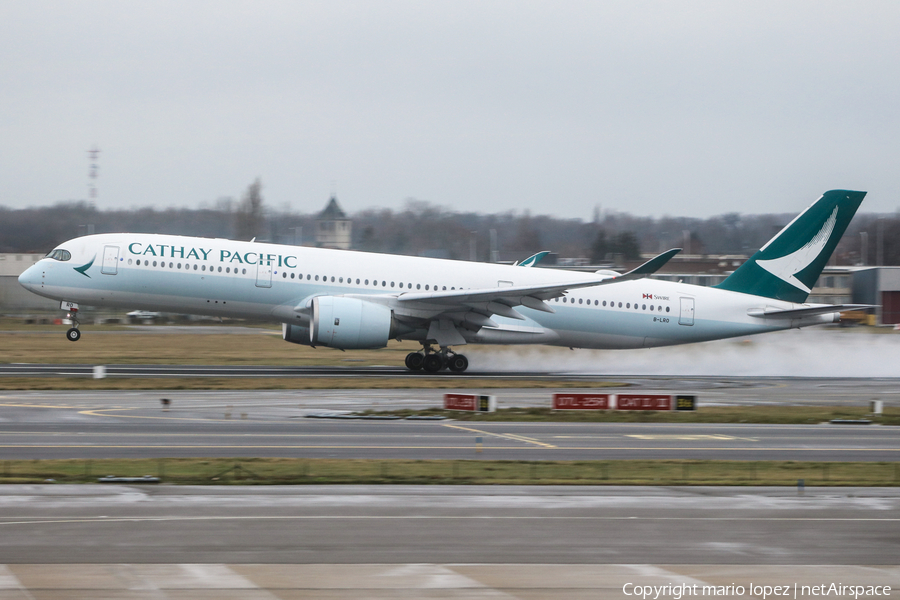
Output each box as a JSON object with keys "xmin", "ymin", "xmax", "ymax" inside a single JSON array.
[
  {"xmin": 19, "ymin": 236, "xmax": 826, "ymax": 344},
  {"xmin": 17, "ymin": 190, "xmax": 867, "ymax": 373}
]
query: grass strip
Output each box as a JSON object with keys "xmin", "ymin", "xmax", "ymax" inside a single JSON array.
[
  {"xmin": 2, "ymin": 458, "xmax": 898, "ymax": 486},
  {"xmin": 0, "ymin": 331, "xmax": 418, "ymax": 366}
]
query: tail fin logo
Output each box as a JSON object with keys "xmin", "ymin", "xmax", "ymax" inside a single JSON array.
[{"xmin": 755, "ymin": 206, "xmax": 838, "ymax": 293}]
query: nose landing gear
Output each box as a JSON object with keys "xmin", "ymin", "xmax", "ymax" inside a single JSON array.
[
  {"xmin": 65, "ymin": 307, "xmax": 81, "ymax": 342},
  {"xmin": 404, "ymin": 345, "xmax": 468, "ymax": 373}
]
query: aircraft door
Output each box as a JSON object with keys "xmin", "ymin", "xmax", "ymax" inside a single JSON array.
[
  {"xmin": 678, "ymin": 297, "xmax": 694, "ymax": 326},
  {"xmin": 101, "ymin": 245, "xmax": 119, "ymax": 275},
  {"xmin": 255, "ymin": 257, "xmax": 273, "ymax": 288}
]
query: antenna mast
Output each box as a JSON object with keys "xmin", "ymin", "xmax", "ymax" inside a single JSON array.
[{"xmin": 87, "ymin": 145, "xmax": 100, "ymax": 206}]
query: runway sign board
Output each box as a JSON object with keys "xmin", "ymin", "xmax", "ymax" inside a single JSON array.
[
  {"xmin": 615, "ymin": 393, "xmax": 673, "ymax": 411},
  {"xmin": 552, "ymin": 393, "xmax": 612, "ymax": 410},
  {"xmin": 675, "ymin": 395, "xmax": 697, "ymax": 411},
  {"xmin": 444, "ymin": 394, "xmax": 497, "ymax": 412}
]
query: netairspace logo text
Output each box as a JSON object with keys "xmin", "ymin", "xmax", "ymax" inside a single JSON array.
[{"xmin": 623, "ymin": 583, "xmax": 892, "ymax": 600}]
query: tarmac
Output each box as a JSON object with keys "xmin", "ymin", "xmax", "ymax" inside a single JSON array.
[{"xmin": 0, "ymin": 485, "xmax": 898, "ymax": 598}]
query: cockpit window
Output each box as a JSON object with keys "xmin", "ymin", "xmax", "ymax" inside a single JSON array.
[{"xmin": 45, "ymin": 249, "xmax": 72, "ymax": 261}]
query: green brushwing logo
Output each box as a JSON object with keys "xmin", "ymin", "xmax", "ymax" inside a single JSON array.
[
  {"xmin": 518, "ymin": 251, "xmax": 550, "ymax": 267},
  {"xmin": 755, "ymin": 206, "xmax": 838, "ymax": 293},
  {"xmin": 74, "ymin": 256, "xmax": 95, "ymax": 278},
  {"xmin": 715, "ymin": 190, "xmax": 865, "ymax": 303}
]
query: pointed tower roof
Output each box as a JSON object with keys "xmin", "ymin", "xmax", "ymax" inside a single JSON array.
[{"xmin": 317, "ymin": 195, "xmax": 347, "ymax": 220}]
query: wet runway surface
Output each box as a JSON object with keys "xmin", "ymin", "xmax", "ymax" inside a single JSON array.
[
  {"xmin": 1, "ymin": 485, "xmax": 897, "ymax": 565},
  {"xmin": 0, "ymin": 420, "xmax": 897, "ymax": 461},
  {"xmin": 0, "ymin": 563, "xmax": 897, "ymax": 599},
  {"xmin": 0, "ymin": 387, "xmax": 897, "ymax": 460},
  {"xmin": 0, "ymin": 373, "xmax": 896, "ymax": 594}
]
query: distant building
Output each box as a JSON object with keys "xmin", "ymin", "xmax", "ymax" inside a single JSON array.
[
  {"xmin": 0, "ymin": 253, "xmax": 57, "ymax": 313},
  {"xmin": 315, "ymin": 195, "xmax": 352, "ymax": 250},
  {"xmin": 853, "ymin": 267, "xmax": 900, "ymax": 325}
]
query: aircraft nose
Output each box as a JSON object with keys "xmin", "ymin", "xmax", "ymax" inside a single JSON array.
[{"xmin": 18, "ymin": 264, "xmax": 41, "ymax": 291}]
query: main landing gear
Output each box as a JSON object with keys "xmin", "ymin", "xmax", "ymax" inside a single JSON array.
[
  {"xmin": 405, "ymin": 345, "xmax": 469, "ymax": 373},
  {"xmin": 65, "ymin": 308, "xmax": 81, "ymax": 342}
]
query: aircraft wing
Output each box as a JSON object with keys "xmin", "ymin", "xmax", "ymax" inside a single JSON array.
[
  {"xmin": 747, "ymin": 304, "xmax": 876, "ymax": 319},
  {"xmin": 394, "ymin": 248, "xmax": 683, "ymax": 320}
]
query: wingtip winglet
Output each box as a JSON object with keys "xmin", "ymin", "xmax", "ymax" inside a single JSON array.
[{"xmin": 624, "ymin": 248, "xmax": 682, "ymax": 277}]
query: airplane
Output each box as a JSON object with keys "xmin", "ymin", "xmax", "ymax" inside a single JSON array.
[{"xmin": 18, "ymin": 189, "xmax": 871, "ymax": 373}]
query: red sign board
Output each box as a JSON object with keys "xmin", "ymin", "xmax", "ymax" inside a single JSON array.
[
  {"xmin": 444, "ymin": 394, "xmax": 478, "ymax": 411},
  {"xmin": 615, "ymin": 393, "xmax": 673, "ymax": 411},
  {"xmin": 552, "ymin": 393, "xmax": 612, "ymax": 410}
]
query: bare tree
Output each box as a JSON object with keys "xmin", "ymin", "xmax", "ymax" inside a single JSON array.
[{"xmin": 235, "ymin": 178, "xmax": 264, "ymax": 240}]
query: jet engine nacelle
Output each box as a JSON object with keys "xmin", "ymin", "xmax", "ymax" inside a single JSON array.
[
  {"xmin": 282, "ymin": 323, "xmax": 313, "ymax": 346},
  {"xmin": 310, "ymin": 296, "xmax": 396, "ymax": 349}
]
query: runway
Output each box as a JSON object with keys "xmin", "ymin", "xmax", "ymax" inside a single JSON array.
[
  {"xmin": 0, "ymin": 563, "xmax": 897, "ymax": 599},
  {"xmin": 0, "ymin": 387, "xmax": 897, "ymax": 460},
  {"xmin": 1, "ymin": 484, "xmax": 897, "ymax": 564},
  {"xmin": 0, "ymin": 485, "xmax": 898, "ymax": 597},
  {"xmin": 3, "ymin": 364, "xmax": 900, "ymax": 403},
  {"xmin": 0, "ymin": 371, "xmax": 897, "ymax": 596}
]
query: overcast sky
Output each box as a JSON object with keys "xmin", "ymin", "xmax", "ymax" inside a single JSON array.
[{"xmin": 2, "ymin": 1, "xmax": 898, "ymax": 218}]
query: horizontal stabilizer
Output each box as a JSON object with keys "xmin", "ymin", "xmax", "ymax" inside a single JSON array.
[{"xmin": 747, "ymin": 304, "xmax": 876, "ymax": 319}]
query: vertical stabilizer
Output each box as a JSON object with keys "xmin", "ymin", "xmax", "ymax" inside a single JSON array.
[{"xmin": 715, "ymin": 190, "xmax": 865, "ymax": 302}]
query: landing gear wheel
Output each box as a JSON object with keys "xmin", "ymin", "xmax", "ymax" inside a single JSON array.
[
  {"xmin": 422, "ymin": 353, "xmax": 443, "ymax": 373},
  {"xmin": 66, "ymin": 328, "xmax": 81, "ymax": 342},
  {"xmin": 447, "ymin": 354, "xmax": 468, "ymax": 373},
  {"xmin": 404, "ymin": 352, "xmax": 424, "ymax": 370}
]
